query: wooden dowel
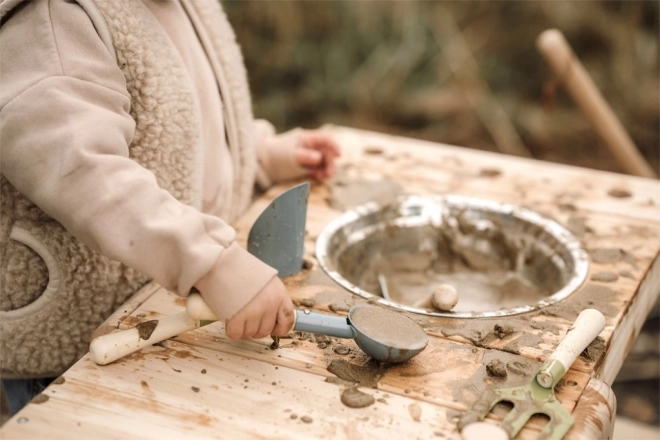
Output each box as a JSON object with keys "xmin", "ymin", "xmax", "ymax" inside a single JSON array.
[{"xmin": 536, "ymin": 29, "xmax": 656, "ymax": 179}]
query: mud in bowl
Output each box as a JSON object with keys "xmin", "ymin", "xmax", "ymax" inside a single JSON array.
[{"xmin": 315, "ymin": 195, "xmax": 589, "ymax": 318}]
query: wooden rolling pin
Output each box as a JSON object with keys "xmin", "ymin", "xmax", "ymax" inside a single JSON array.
[{"xmin": 536, "ymin": 29, "xmax": 656, "ymax": 179}]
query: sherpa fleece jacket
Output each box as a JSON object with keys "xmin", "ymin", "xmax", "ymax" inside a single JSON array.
[{"xmin": 0, "ymin": 0, "xmax": 308, "ymax": 378}]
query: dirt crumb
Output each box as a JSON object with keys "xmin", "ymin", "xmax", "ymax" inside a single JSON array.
[
  {"xmin": 494, "ymin": 324, "xmax": 514, "ymax": 339},
  {"xmin": 333, "ymin": 344, "xmax": 351, "ymax": 355},
  {"xmin": 191, "ymin": 386, "xmax": 200, "ymax": 393},
  {"xmin": 486, "ymin": 359, "xmax": 507, "ymax": 377},
  {"xmin": 341, "ymin": 387, "xmax": 376, "ymax": 408},
  {"xmin": 301, "ymin": 416, "xmax": 313, "ymax": 423},
  {"xmin": 52, "ymin": 376, "xmax": 65, "ymax": 385}
]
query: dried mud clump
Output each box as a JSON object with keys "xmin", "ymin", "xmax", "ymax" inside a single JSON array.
[{"xmin": 486, "ymin": 359, "xmax": 507, "ymax": 377}]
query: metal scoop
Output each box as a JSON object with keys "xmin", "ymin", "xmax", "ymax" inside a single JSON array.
[{"xmin": 186, "ymin": 294, "xmax": 429, "ymax": 363}]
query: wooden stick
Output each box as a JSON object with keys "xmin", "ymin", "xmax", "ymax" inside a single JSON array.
[{"xmin": 536, "ymin": 29, "xmax": 657, "ymax": 179}]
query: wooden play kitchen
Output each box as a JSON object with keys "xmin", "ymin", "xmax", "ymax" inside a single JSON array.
[{"xmin": 2, "ymin": 126, "xmax": 659, "ymax": 439}]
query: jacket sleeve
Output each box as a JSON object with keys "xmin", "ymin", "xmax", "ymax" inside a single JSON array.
[{"xmin": 0, "ymin": 0, "xmax": 275, "ymax": 321}]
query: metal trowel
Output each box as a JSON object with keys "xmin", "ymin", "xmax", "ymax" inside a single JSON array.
[{"xmin": 248, "ymin": 182, "xmax": 310, "ymax": 277}]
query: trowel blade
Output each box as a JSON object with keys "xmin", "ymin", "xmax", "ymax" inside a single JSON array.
[{"xmin": 247, "ymin": 182, "xmax": 310, "ymax": 277}]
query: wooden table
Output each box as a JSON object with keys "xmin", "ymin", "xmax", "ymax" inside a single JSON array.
[{"xmin": 3, "ymin": 126, "xmax": 659, "ymax": 439}]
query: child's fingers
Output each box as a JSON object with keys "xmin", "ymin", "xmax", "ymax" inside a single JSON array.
[
  {"xmin": 254, "ymin": 312, "xmax": 277, "ymax": 339},
  {"xmin": 225, "ymin": 318, "xmax": 246, "ymax": 340},
  {"xmin": 295, "ymin": 148, "xmax": 323, "ymax": 167},
  {"xmin": 272, "ymin": 306, "xmax": 295, "ymax": 336}
]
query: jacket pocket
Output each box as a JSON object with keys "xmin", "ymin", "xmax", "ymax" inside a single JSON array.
[{"xmin": 0, "ymin": 226, "xmax": 61, "ymax": 321}]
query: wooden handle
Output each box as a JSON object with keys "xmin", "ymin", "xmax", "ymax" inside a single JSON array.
[
  {"xmin": 550, "ymin": 308, "xmax": 606, "ymax": 370},
  {"xmin": 89, "ymin": 311, "xmax": 200, "ymax": 365},
  {"xmin": 186, "ymin": 293, "xmax": 219, "ymax": 320},
  {"xmin": 537, "ymin": 29, "xmax": 656, "ymax": 178},
  {"xmin": 536, "ymin": 308, "xmax": 605, "ymax": 388}
]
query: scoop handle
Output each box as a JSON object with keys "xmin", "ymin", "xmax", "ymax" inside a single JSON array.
[
  {"xmin": 89, "ymin": 311, "xmax": 200, "ymax": 365},
  {"xmin": 187, "ymin": 293, "xmax": 356, "ymax": 339},
  {"xmin": 293, "ymin": 309, "xmax": 355, "ymax": 339},
  {"xmin": 536, "ymin": 308, "xmax": 606, "ymax": 388}
]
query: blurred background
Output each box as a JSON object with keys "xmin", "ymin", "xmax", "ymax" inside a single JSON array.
[
  {"xmin": 225, "ymin": 0, "xmax": 659, "ymax": 175},
  {"xmin": 224, "ymin": 0, "xmax": 659, "ymax": 436}
]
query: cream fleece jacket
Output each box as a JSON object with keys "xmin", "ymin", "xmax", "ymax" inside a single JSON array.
[{"xmin": 0, "ymin": 0, "xmax": 307, "ymax": 377}]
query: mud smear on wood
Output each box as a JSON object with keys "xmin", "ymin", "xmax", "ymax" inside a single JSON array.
[
  {"xmin": 540, "ymin": 284, "xmax": 620, "ymax": 322},
  {"xmin": 30, "ymin": 394, "xmax": 49, "ymax": 404},
  {"xmin": 588, "ymin": 247, "xmax": 638, "ymax": 268},
  {"xmin": 136, "ymin": 320, "xmax": 158, "ymax": 340},
  {"xmin": 581, "ymin": 336, "xmax": 606, "ymax": 362},
  {"xmin": 451, "ymin": 349, "xmax": 536, "ymax": 406},
  {"xmin": 440, "ymin": 321, "xmax": 543, "ymax": 354},
  {"xmin": 327, "ymin": 359, "xmax": 390, "ymax": 409},
  {"xmin": 326, "ymin": 359, "xmax": 387, "ymax": 388},
  {"xmin": 329, "ymin": 172, "xmax": 404, "ymax": 210},
  {"xmin": 591, "ymin": 271, "xmax": 619, "ymax": 283}
]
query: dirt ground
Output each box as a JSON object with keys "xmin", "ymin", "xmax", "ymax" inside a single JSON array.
[{"xmin": 225, "ymin": 1, "xmax": 659, "ymax": 176}]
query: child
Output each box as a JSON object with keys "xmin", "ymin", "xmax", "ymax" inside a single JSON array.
[{"xmin": 0, "ymin": 0, "xmax": 340, "ymax": 415}]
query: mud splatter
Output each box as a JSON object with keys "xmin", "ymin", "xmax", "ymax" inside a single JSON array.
[
  {"xmin": 340, "ymin": 387, "xmax": 376, "ymax": 408},
  {"xmin": 329, "ymin": 175, "xmax": 404, "ymax": 210},
  {"xmin": 30, "ymin": 394, "xmax": 49, "ymax": 404},
  {"xmin": 136, "ymin": 320, "xmax": 158, "ymax": 340},
  {"xmin": 589, "ymin": 248, "xmax": 623, "ymax": 265},
  {"xmin": 408, "ymin": 403, "xmax": 423, "ymax": 421},
  {"xmin": 326, "ymin": 359, "xmax": 386, "ymax": 388},
  {"xmin": 566, "ymin": 216, "xmax": 592, "ymax": 236},
  {"xmin": 591, "ymin": 272, "xmax": 619, "ymax": 283},
  {"xmin": 607, "ymin": 188, "xmax": 632, "ymax": 198},
  {"xmin": 479, "ymin": 168, "xmax": 501, "ymax": 177},
  {"xmin": 506, "ymin": 361, "xmax": 532, "ymax": 376},
  {"xmin": 581, "ymin": 336, "xmax": 606, "ymax": 362}
]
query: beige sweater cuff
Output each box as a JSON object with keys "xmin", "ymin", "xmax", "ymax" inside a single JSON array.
[{"xmin": 194, "ymin": 242, "xmax": 277, "ymax": 321}]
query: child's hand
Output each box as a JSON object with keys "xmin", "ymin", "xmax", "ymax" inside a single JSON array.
[
  {"xmin": 224, "ymin": 277, "xmax": 295, "ymax": 339},
  {"xmin": 294, "ymin": 130, "xmax": 341, "ymax": 181}
]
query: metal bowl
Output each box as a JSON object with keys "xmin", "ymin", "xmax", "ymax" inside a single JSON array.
[{"xmin": 316, "ymin": 195, "xmax": 589, "ymax": 318}]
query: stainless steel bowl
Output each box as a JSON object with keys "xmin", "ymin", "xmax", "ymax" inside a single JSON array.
[{"xmin": 316, "ymin": 195, "xmax": 589, "ymax": 318}]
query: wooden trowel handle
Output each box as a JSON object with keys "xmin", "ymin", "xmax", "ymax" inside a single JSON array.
[
  {"xmin": 89, "ymin": 311, "xmax": 200, "ymax": 365},
  {"xmin": 536, "ymin": 308, "xmax": 606, "ymax": 388},
  {"xmin": 186, "ymin": 293, "xmax": 219, "ymax": 320}
]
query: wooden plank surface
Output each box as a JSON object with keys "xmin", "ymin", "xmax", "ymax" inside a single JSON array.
[{"xmin": 3, "ymin": 126, "xmax": 659, "ymax": 439}]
